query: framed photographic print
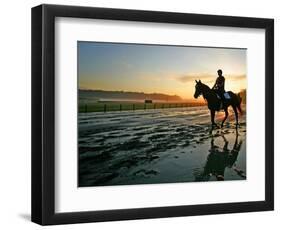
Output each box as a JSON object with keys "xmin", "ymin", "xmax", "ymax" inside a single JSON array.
[{"xmin": 31, "ymin": 4, "xmax": 274, "ymax": 225}]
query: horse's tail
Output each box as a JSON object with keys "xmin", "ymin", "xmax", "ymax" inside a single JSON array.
[{"xmin": 237, "ymin": 93, "xmax": 243, "ymax": 115}]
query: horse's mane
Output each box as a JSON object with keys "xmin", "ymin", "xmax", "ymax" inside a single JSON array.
[
  {"xmin": 198, "ymin": 81, "xmax": 212, "ymax": 100},
  {"xmin": 200, "ymin": 82, "xmax": 211, "ymax": 90}
]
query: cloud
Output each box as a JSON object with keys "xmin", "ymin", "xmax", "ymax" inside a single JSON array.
[
  {"xmin": 176, "ymin": 73, "xmax": 246, "ymax": 84},
  {"xmin": 177, "ymin": 74, "xmax": 213, "ymax": 83}
]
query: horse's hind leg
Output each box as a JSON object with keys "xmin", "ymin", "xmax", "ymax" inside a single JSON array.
[
  {"xmin": 232, "ymin": 105, "xmax": 239, "ymax": 126},
  {"xmin": 221, "ymin": 108, "xmax": 229, "ymax": 128}
]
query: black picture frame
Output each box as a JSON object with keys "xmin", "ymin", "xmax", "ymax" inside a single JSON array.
[{"xmin": 31, "ymin": 4, "xmax": 274, "ymax": 225}]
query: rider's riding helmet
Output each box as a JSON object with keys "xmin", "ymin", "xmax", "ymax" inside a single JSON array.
[{"xmin": 217, "ymin": 69, "xmax": 223, "ymax": 75}]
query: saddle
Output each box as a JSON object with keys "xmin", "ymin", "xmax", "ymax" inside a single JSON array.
[
  {"xmin": 216, "ymin": 92, "xmax": 231, "ymax": 100},
  {"xmin": 216, "ymin": 92, "xmax": 231, "ymax": 110}
]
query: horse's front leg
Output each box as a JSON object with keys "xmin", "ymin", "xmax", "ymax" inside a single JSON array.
[
  {"xmin": 210, "ymin": 110, "xmax": 216, "ymax": 127},
  {"xmin": 221, "ymin": 108, "xmax": 229, "ymax": 128}
]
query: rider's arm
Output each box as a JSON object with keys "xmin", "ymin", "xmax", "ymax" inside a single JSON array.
[{"xmin": 212, "ymin": 78, "xmax": 218, "ymax": 89}]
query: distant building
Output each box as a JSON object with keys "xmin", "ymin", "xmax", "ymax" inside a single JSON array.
[{"xmin": 144, "ymin": 99, "xmax": 153, "ymax": 103}]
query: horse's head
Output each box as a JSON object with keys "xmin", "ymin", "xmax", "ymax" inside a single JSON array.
[{"xmin": 194, "ymin": 80, "xmax": 203, "ymax": 99}]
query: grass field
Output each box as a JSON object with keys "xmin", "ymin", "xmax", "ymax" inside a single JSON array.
[{"xmin": 78, "ymin": 101, "xmax": 206, "ymax": 113}]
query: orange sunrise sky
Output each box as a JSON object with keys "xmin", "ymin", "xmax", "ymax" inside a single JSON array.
[{"xmin": 78, "ymin": 42, "xmax": 246, "ymax": 100}]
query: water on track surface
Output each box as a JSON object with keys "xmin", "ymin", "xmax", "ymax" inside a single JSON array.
[{"xmin": 78, "ymin": 106, "xmax": 246, "ymax": 187}]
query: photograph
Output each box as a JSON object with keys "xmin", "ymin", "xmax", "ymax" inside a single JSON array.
[{"xmin": 78, "ymin": 42, "xmax": 247, "ymax": 187}]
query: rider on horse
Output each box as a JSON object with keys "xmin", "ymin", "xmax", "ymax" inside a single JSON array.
[
  {"xmin": 194, "ymin": 72, "xmax": 242, "ymax": 127},
  {"xmin": 212, "ymin": 69, "xmax": 225, "ymax": 105}
]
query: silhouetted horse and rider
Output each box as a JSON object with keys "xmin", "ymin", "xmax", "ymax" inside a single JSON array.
[{"xmin": 194, "ymin": 69, "xmax": 243, "ymax": 128}]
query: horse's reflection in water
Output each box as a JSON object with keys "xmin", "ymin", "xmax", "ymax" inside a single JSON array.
[{"xmin": 195, "ymin": 131, "xmax": 245, "ymax": 181}]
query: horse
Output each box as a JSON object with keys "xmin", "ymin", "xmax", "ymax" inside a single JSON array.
[{"xmin": 194, "ymin": 80, "xmax": 242, "ymax": 128}]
